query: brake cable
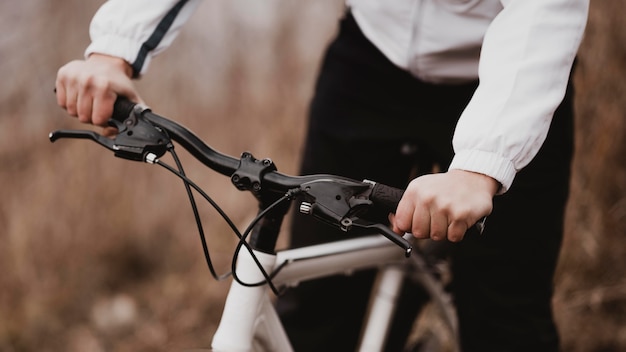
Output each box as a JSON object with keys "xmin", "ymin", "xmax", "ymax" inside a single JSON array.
[
  {"xmin": 160, "ymin": 146, "xmax": 233, "ymax": 281},
  {"xmin": 229, "ymin": 189, "xmax": 301, "ymax": 295},
  {"xmin": 153, "ymin": 148, "xmax": 290, "ymax": 294}
]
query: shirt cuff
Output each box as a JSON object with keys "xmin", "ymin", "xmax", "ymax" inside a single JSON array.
[
  {"xmin": 85, "ymin": 35, "xmax": 148, "ymax": 77},
  {"xmin": 448, "ymin": 149, "xmax": 516, "ymax": 194}
]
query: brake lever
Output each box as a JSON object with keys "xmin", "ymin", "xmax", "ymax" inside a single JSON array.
[
  {"xmin": 49, "ymin": 110, "xmax": 172, "ymax": 162},
  {"xmin": 341, "ymin": 217, "xmax": 412, "ymax": 257},
  {"xmin": 49, "ymin": 129, "xmax": 117, "ymax": 152}
]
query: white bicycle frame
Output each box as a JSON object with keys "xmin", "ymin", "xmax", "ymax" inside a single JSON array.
[{"xmin": 211, "ymin": 233, "xmax": 447, "ymax": 352}]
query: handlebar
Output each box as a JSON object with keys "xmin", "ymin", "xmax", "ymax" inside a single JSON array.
[{"xmin": 50, "ymin": 97, "xmax": 413, "ymax": 255}]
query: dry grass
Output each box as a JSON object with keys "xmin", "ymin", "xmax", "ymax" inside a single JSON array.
[
  {"xmin": 0, "ymin": 1, "xmax": 624, "ymax": 351},
  {"xmin": 554, "ymin": 1, "xmax": 626, "ymax": 350}
]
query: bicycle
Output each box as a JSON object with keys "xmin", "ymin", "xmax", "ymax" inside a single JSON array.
[{"xmin": 49, "ymin": 98, "xmax": 470, "ymax": 351}]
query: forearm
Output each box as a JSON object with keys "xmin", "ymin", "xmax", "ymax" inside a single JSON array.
[
  {"xmin": 85, "ymin": 0, "xmax": 203, "ymax": 77},
  {"xmin": 449, "ymin": 0, "xmax": 589, "ymax": 192}
]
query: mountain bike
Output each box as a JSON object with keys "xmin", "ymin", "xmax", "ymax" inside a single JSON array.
[{"xmin": 49, "ymin": 98, "xmax": 469, "ymax": 351}]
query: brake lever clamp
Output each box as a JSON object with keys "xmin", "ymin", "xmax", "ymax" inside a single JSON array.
[
  {"xmin": 298, "ymin": 179, "xmax": 412, "ymax": 256},
  {"xmin": 49, "ymin": 107, "xmax": 172, "ymax": 162},
  {"xmin": 107, "ymin": 108, "xmax": 172, "ymax": 161},
  {"xmin": 297, "ymin": 178, "xmax": 371, "ymax": 224}
]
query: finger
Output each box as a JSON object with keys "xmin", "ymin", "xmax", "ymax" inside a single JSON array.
[
  {"xmin": 64, "ymin": 83, "xmax": 79, "ymax": 117},
  {"xmin": 448, "ymin": 220, "xmax": 468, "ymax": 242},
  {"xmin": 392, "ymin": 198, "xmax": 413, "ymax": 234},
  {"xmin": 55, "ymin": 80, "xmax": 67, "ymax": 109},
  {"xmin": 411, "ymin": 204, "xmax": 431, "ymax": 239},
  {"xmin": 388, "ymin": 213, "xmax": 402, "ymax": 234},
  {"xmin": 429, "ymin": 210, "xmax": 448, "ymax": 241},
  {"xmin": 76, "ymin": 90, "xmax": 94, "ymax": 124},
  {"xmin": 91, "ymin": 90, "xmax": 117, "ymax": 126},
  {"xmin": 102, "ymin": 126, "xmax": 119, "ymax": 137}
]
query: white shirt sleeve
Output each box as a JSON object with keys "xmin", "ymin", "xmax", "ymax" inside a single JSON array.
[
  {"xmin": 448, "ymin": 0, "xmax": 589, "ymax": 193},
  {"xmin": 85, "ymin": 0, "xmax": 203, "ymax": 77}
]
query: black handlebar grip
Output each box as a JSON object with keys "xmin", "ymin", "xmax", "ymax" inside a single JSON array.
[
  {"xmin": 370, "ymin": 183, "xmax": 405, "ymax": 213},
  {"xmin": 111, "ymin": 97, "xmax": 137, "ymax": 122}
]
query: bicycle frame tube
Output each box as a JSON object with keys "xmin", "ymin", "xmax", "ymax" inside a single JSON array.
[
  {"xmin": 271, "ymin": 235, "xmax": 408, "ymax": 287},
  {"xmin": 212, "ymin": 248, "xmax": 292, "ymax": 351},
  {"xmin": 211, "ymin": 235, "xmax": 411, "ymax": 351}
]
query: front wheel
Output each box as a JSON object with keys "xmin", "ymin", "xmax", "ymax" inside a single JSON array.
[{"xmin": 403, "ymin": 246, "xmax": 459, "ymax": 352}]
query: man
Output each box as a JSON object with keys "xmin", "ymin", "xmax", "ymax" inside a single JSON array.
[{"xmin": 56, "ymin": 1, "xmax": 589, "ymax": 350}]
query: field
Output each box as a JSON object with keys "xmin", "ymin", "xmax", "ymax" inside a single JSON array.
[{"xmin": 1, "ymin": 1, "xmax": 624, "ymax": 351}]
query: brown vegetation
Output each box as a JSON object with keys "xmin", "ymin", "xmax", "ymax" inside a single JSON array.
[{"xmin": 0, "ymin": 1, "xmax": 624, "ymax": 351}]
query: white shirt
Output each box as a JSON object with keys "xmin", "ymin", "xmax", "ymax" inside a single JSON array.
[{"xmin": 86, "ymin": 0, "xmax": 589, "ymax": 192}]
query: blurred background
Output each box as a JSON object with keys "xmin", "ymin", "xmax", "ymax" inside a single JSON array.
[{"xmin": 1, "ymin": 1, "xmax": 624, "ymax": 351}]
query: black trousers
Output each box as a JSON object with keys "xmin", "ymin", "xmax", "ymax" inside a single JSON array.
[{"xmin": 276, "ymin": 13, "xmax": 573, "ymax": 352}]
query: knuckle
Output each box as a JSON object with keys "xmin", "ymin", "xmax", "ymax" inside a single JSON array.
[
  {"xmin": 66, "ymin": 102, "xmax": 77, "ymax": 115},
  {"xmin": 90, "ymin": 76, "xmax": 112, "ymax": 93},
  {"xmin": 92, "ymin": 114, "xmax": 108, "ymax": 126},
  {"xmin": 78, "ymin": 73, "xmax": 95, "ymax": 90},
  {"xmin": 448, "ymin": 221, "xmax": 468, "ymax": 242},
  {"xmin": 448, "ymin": 204, "xmax": 475, "ymax": 221},
  {"xmin": 448, "ymin": 233, "xmax": 462, "ymax": 242},
  {"xmin": 77, "ymin": 114, "xmax": 90, "ymax": 123},
  {"xmin": 394, "ymin": 217, "xmax": 410, "ymax": 233},
  {"xmin": 412, "ymin": 225, "xmax": 427, "ymax": 239},
  {"xmin": 431, "ymin": 231, "xmax": 444, "ymax": 241},
  {"xmin": 56, "ymin": 63, "xmax": 71, "ymax": 78},
  {"xmin": 76, "ymin": 72, "xmax": 109, "ymax": 94}
]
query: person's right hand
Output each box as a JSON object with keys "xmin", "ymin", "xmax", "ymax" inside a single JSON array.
[
  {"xmin": 390, "ymin": 169, "xmax": 498, "ymax": 242},
  {"xmin": 55, "ymin": 54, "xmax": 143, "ymax": 129}
]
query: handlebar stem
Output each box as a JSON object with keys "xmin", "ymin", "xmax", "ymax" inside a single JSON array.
[{"xmin": 231, "ymin": 152, "xmax": 277, "ymax": 198}]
